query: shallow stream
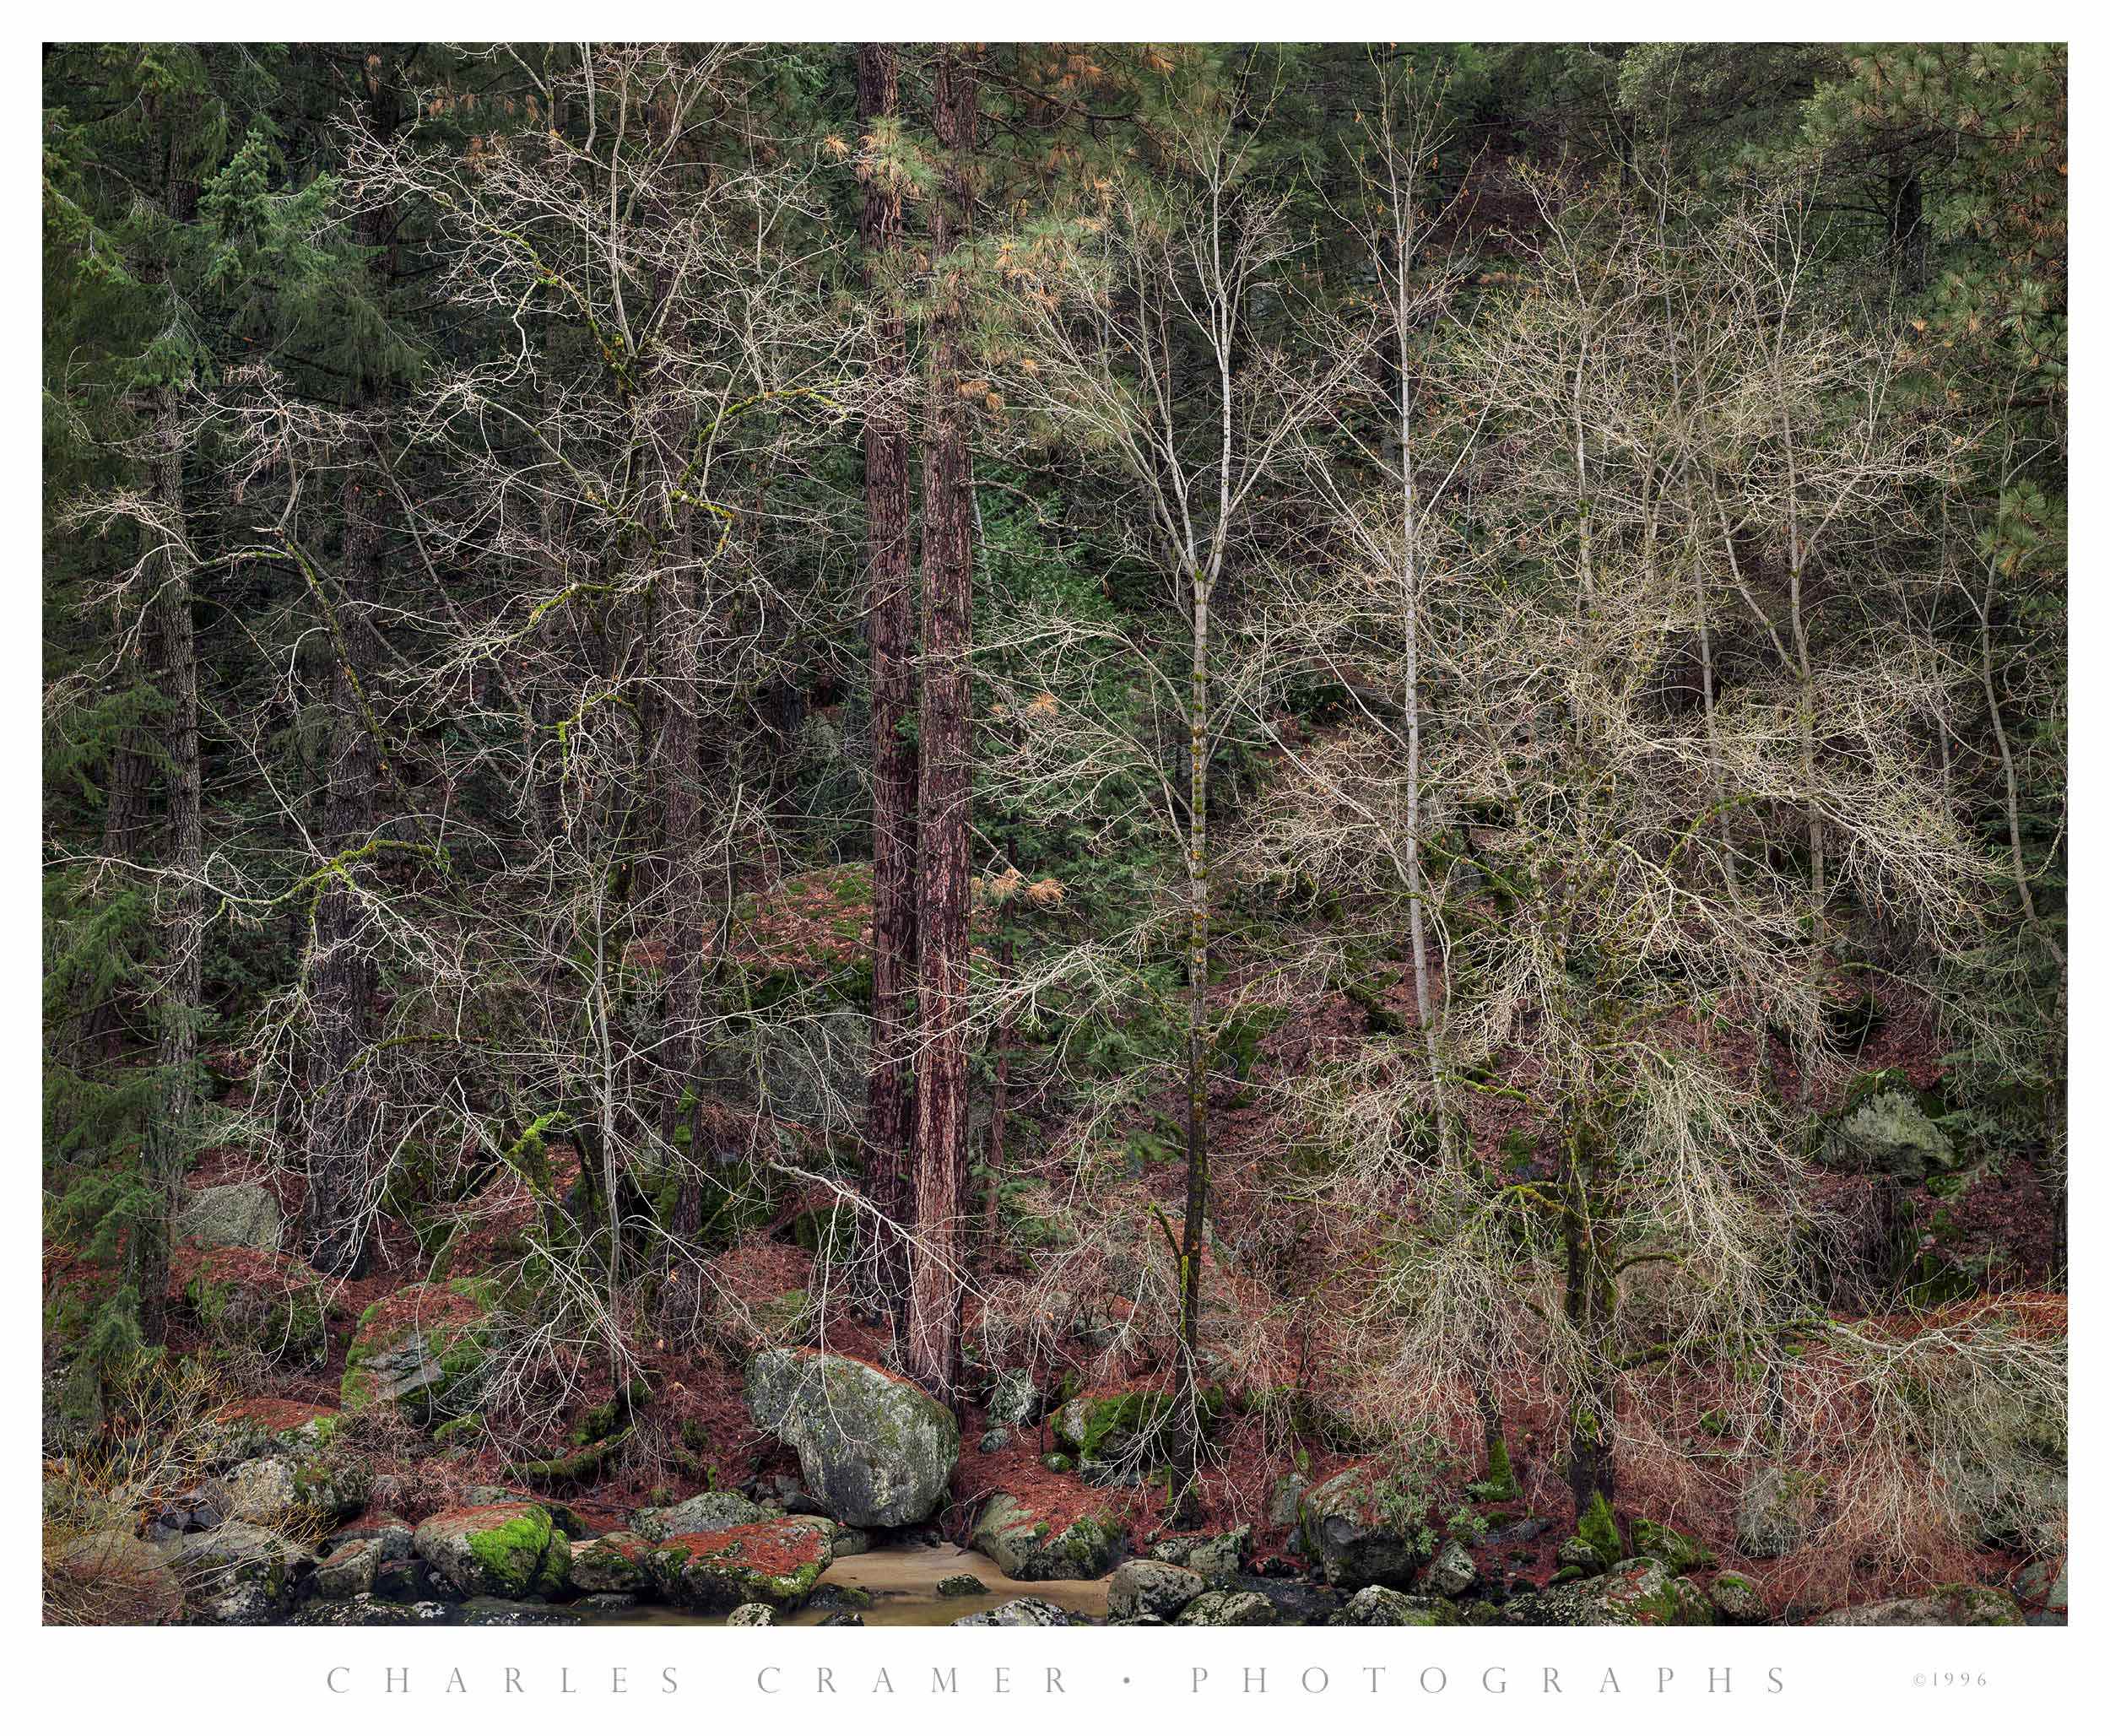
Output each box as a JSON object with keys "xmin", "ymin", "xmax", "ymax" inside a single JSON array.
[{"xmin": 573, "ymin": 1542, "xmax": 1111, "ymax": 1628}]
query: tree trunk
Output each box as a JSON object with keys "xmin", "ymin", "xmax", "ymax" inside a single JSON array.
[
  {"xmin": 79, "ymin": 616, "xmax": 161, "ymax": 1062},
  {"xmin": 134, "ymin": 379, "xmax": 200, "ymax": 1348},
  {"xmin": 906, "ymin": 46, "xmax": 977, "ymax": 1403},
  {"xmin": 1171, "ymin": 561, "xmax": 1212, "ymax": 1512},
  {"xmin": 858, "ymin": 41, "xmax": 918, "ymax": 1328},
  {"xmin": 301, "ymin": 457, "xmax": 383, "ymax": 1278}
]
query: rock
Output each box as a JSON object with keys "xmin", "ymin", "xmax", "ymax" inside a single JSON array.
[
  {"xmin": 575, "ymin": 1593, "xmax": 639, "ymax": 1614},
  {"xmin": 1630, "ymin": 1517, "xmax": 1716, "ymax": 1574},
  {"xmin": 1707, "ymin": 1571, "xmax": 1768, "ymax": 1624},
  {"xmin": 1836, "ymin": 1089, "xmax": 1954, "ymax": 1182},
  {"xmin": 936, "ymin": 1572, "xmax": 987, "ymax": 1598},
  {"xmin": 1485, "ymin": 1513, "xmax": 1555, "ymax": 1548},
  {"xmin": 341, "ymin": 1280, "xmax": 499, "ymax": 1427},
  {"xmin": 570, "ymin": 1532, "xmax": 654, "ymax": 1595},
  {"xmin": 225, "ymin": 1452, "xmax": 370, "ymax": 1528},
  {"xmin": 1180, "ymin": 1527, "xmax": 1250, "ymax": 1582},
  {"xmin": 208, "ymin": 1582, "xmax": 287, "ymax": 1625},
  {"xmin": 1267, "ymin": 1472, "xmax": 1311, "ymax": 1528},
  {"xmin": 2014, "ymin": 1555, "xmax": 2068, "ymax": 1620},
  {"xmin": 198, "ymin": 1398, "xmax": 344, "ymax": 1470},
  {"xmin": 818, "ymin": 1612, "xmax": 864, "ymax": 1626},
  {"xmin": 1052, "ymin": 1388, "xmax": 1193, "ymax": 1472},
  {"xmin": 372, "ymin": 1555, "xmax": 456, "ymax": 1604},
  {"xmin": 459, "ymin": 1599, "xmax": 582, "ymax": 1626},
  {"xmin": 971, "ymin": 1492, "xmax": 1123, "ymax": 1581},
  {"xmin": 641, "ymin": 1520, "xmax": 831, "ymax": 1613},
  {"xmin": 1502, "ymin": 1558, "xmax": 1713, "ymax": 1626},
  {"xmin": 1175, "ymin": 1590, "xmax": 1279, "ymax": 1626},
  {"xmin": 988, "ymin": 1370, "xmax": 1041, "ymax": 1427},
  {"xmin": 51, "ymin": 1529, "xmax": 182, "ymax": 1624},
  {"xmin": 1735, "ymin": 1465, "xmax": 1820, "ymax": 1560},
  {"xmin": 295, "ymin": 1595, "xmax": 460, "ymax": 1625},
  {"xmin": 1330, "ymin": 1586, "xmax": 1460, "ymax": 1626},
  {"xmin": 829, "ymin": 1528, "xmax": 873, "ymax": 1558},
  {"xmin": 1808, "ymin": 1586, "xmax": 2023, "ymax": 1626},
  {"xmin": 1108, "ymin": 1560, "xmax": 1205, "ymax": 1621},
  {"xmin": 162, "ymin": 1520, "xmax": 313, "ymax": 1620},
  {"xmin": 635, "ymin": 1492, "xmax": 766, "ymax": 1540},
  {"xmin": 176, "ymin": 1182, "xmax": 284, "ymax": 1251},
  {"xmin": 1421, "ymin": 1539, "xmax": 1479, "ymax": 1598},
  {"xmin": 1041, "ymin": 1453, "xmax": 1074, "ymax": 1474},
  {"xmin": 952, "ymin": 1596, "xmax": 1075, "ymax": 1627},
  {"xmin": 412, "ymin": 1504, "xmax": 571, "ymax": 1600},
  {"xmin": 808, "ymin": 1582, "xmax": 874, "ymax": 1614},
  {"xmin": 1299, "ymin": 1461, "xmax": 1447, "ymax": 1590},
  {"xmin": 728, "ymin": 1603, "xmax": 776, "ymax": 1626},
  {"xmin": 309, "ymin": 1537, "xmax": 383, "ymax": 1600},
  {"xmin": 978, "ymin": 1428, "xmax": 1011, "ymax": 1454},
  {"xmin": 181, "ymin": 1246, "xmax": 329, "ymax": 1363},
  {"xmin": 1247, "ymin": 1576, "xmax": 1345, "ymax": 1625},
  {"xmin": 744, "ymin": 1348, "xmax": 959, "ymax": 1528}
]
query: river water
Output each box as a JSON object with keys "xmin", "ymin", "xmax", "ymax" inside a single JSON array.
[{"xmin": 576, "ymin": 1542, "xmax": 1112, "ymax": 1628}]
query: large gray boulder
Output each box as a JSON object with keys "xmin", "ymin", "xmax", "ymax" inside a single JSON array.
[
  {"xmin": 1329, "ymin": 1586, "xmax": 1460, "ymax": 1626},
  {"xmin": 1298, "ymin": 1462, "xmax": 1444, "ymax": 1590},
  {"xmin": 176, "ymin": 1183, "xmax": 284, "ymax": 1252},
  {"xmin": 744, "ymin": 1348, "xmax": 959, "ymax": 1528}
]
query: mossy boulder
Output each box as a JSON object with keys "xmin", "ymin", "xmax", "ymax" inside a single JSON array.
[
  {"xmin": 971, "ymin": 1492, "xmax": 1123, "ymax": 1581},
  {"xmin": 744, "ymin": 1347, "xmax": 958, "ymax": 1528},
  {"xmin": 1708, "ymin": 1571, "xmax": 1768, "ymax": 1624},
  {"xmin": 1108, "ymin": 1559, "xmax": 1205, "ymax": 1621},
  {"xmin": 199, "ymin": 1398, "xmax": 344, "ymax": 1470},
  {"xmin": 641, "ymin": 1520, "xmax": 830, "ymax": 1613},
  {"xmin": 1175, "ymin": 1590, "xmax": 1279, "ymax": 1626},
  {"xmin": 727, "ymin": 1603, "xmax": 777, "ymax": 1626},
  {"xmin": 412, "ymin": 1503, "xmax": 571, "ymax": 1600},
  {"xmin": 1329, "ymin": 1586, "xmax": 1461, "ymax": 1626},
  {"xmin": 1503, "ymin": 1558, "xmax": 1714, "ymax": 1626},
  {"xmin": 1298, "ymin": 1460, "xmax": 1448, "ymax": 1590},
  {"xmin": 1835, "ymin": 1089, "xmax": 1954, "ymax": 1182},
  {"xmin": 180, "ymin": 1246, "xmax": 329, "ymax": 1364},
  {"xmin": 636, "ymin": 1491, "xmax": 767, "ymax": 1540},
  {"xmin": 1808, "ymin": 1585, "xmax": 2022, "ymax": 1626},
  {"xmin": 951, "ymin": 1596, "xmax": 1076, "ymax": 1627},
  {"xmin": 176, "ymin": 1182, "xmax": 284, "ymax": 1252},
  {"xmin": 1052, "ymin": 1389, "xmax": 1171, "ymax": 1464},
  {"xmin": 226, "ymin": 1451, "xmax": 371, "ymax": 1528},
  {"xmin": 569, "ymin": 1532, "xmax": 655, "ymax": 1596},
  {"xmin": 1629, "ymin": 1517, "xmax": 1716, "ymax": 1574},
  {"xmin": 342, "ymin": 1280, "xmax": 498, "ymax": 1427},
  {"xmin": 163, "ymin": 1520, "xmax": 315, "ymax": 1621}
]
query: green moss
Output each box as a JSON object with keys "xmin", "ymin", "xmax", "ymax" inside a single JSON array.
[
  {"xmin": 466, "ymin": 1508, "xmax": 557, "ymax": 1598},
  {"xmin": 1467, "ymin": 1436, "xmax": 1523, "ymax": 1502},
  {"xmin": 1577, "ymin": 1490, "xmax": 1623, "ymax": 1571},
  {"xmin": 1629, "ymin": 1517, "xmax": 1716, "ymax": 1573}
]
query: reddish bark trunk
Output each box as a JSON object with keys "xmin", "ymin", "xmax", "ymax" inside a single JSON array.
[
  {"xmin": 906, "ymin": 46, "xmax": 978, "ymax": 1403},
  {"xmin": 858, "ymin": 41, "xmax": 919, "ymax": 1328}
]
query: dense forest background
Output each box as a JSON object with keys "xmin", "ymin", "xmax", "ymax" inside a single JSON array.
[{"xmin": 42, "ymin": 41, "xmax": 2067, "ymax": 1628}]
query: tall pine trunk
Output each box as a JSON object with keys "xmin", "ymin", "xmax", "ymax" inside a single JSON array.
[
  {"xmin": 134, "ymin": 379, "xmax": 200, "ymax": 1347},
  {"xmin": 857, "ymin": 41, "xmax": 918, "ymax": 1328},
  {"xmin": 906, "ymin": 46, "xmax": 977, "ymax": 1402}
]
